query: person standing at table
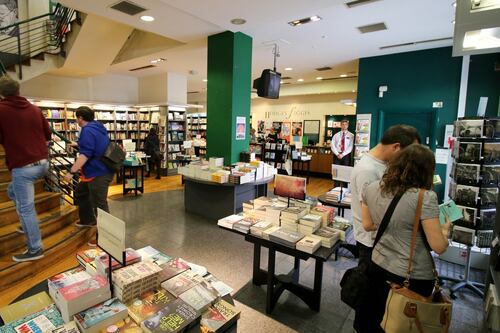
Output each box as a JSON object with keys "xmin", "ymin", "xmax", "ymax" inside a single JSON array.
[{"xmin": 331, "ymin": 119, "xmax": 354, "ymax": 166}]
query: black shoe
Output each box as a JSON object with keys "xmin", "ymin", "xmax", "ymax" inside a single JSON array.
[
  {"xmin": 16, "ymin": 226, "xmax": 25, "ymax": 234},
  {"xmin": 156, "ymin": 176, "xmax": 161, "ymax": 179},
  {"xmin": 12, "ymin": 249, "xmax": 44, "ymax": 262},
  {"xmin": 76, "ymin": 222, "xmax": 97, "ymax": 228}
]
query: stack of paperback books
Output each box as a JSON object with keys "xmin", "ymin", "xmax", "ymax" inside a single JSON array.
[
  {"xmin": 200, "ymin": 299, "xmax": 240, "ymax": 333},
  {"xmin": 269, "ymin": 228, "xmax": 305, "ymax": 248},
  {"xmin": 265, "ymin": 204, "xmax": 287, "ymax": 225},
  {"xmin": 262, "ymin": 226, "xmax": 281, "ymax": 240},
  {"xmin": 331, "ymin": 217, "xmax": 351, "ymax": 241},
  {"xmin": 74, "ymin": 298, "xmax": 128, "ymax": 333},
  {"xmin": 95, "ymin": 248, "xmax": 141, "ymax": 276},
  {"xmin": 296, "ymin": 236, "xmax": 322, "ymax": 254},
  {"xmin": 0, "ymin": 304, "xmax": 64, "ymax": 333},
  {"xmin": 161, "ymin": 270, "xmax": 203, "ymax": 297},
  {"xmin": 242, "ymin": 200, "xmax": 254, "ymax": 212},
  {"xmin": 310, "ymin": 206, "xmax": 335, "ymax": 227},
  {"xmin": 280, "ymin": 207, "xmax": 308, "ymax": 231},
  {"xmin": 325, "ymin": 187, "xmax": 349, "ymax": 202},
  {"xmin": 311, "ymin": 227, "xmax": 341, "ymax": 247},
  {"xmin": 298, "ymin": 214, "xmax": 322, "ymax": 235},
  {"xmin": 157, "ymin": 258, "xmax": 190, "ymax": 282},
  {"xmin": 217, "ymin": 214, "xmax": 244, "ymax": 229},
  {"xmin": 113, "ymin": 262, "xmax": 162, "ymax": 303},
  {"xmin": 250, "ymin": 220, "xmax": 273, "ymax": 237},
  {"xmin": 76, "ymin": 249, "xmax": 104, "ymax": 275}
]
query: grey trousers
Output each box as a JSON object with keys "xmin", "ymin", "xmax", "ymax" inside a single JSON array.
[{"xmin": 74, "ymin": 173, "xmax": 113, "ymax": 224}]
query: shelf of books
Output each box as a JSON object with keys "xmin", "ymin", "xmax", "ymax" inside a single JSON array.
[
  {"xmin": 0, "ymin": 245, "xmax": 241, "ymax": 333},
  {"xmin": 263, "ymin": 142, "xmax": 290, "ymax": 174},
  {"xmin": 187, "ymin": 113, "xmax": 207, "ymax": 139},
  {"xmin": 354, "ymin": 114, "xmax": 371, "ymax": 164},
  {"xmin": 158, "ymin": 106, "xmax": 187, "ymax": 175}
]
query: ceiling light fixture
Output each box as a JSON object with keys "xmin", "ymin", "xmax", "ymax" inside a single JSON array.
[
  {"xmin": 140, "ymin": 15, "xmax": 154, "ymax": 22},
  {"xmin": 316, "ymin": 77, "xmax": 323, "ymax": 80},
  {"xmin": 297, "ymin": 78, "xmax": 304, "ymax": 82},
  {"xmin": 340, "ymin": 74, "xmax": 348, "ymax": 77},
  {"xmin": 150, "ymin": 58, "xmax": 165, "ymax": 64},
  {"xmin": 280, "ymin": 80, "xmax": 284, "ymax": 84},
  {"xmin": 230, "ymin": 18, "xmax": 246, "ymax": 25},
  {"xmin": 288, "ymin": 15, "xmax": 322, "ymax": 27},
  {"xmin": 285, "ymin": 67, "xmax": 293, "ymax": 71}
]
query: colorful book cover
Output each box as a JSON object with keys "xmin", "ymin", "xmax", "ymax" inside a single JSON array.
[
  {"xmin": 136, "ymin": 246, "xmax": 159, "ymax": 260},
  {"xmin": 439, "ymin": 200, "xmax": 463, "ymax": 225},
  {"xmin": 127, "ymin": 289, "xmax": 176, "ymax": 324},
  {"xmin": 178, "ymin": 285, "xmax": 217, "ymax": 312},
  {"xmin": 1, "ymin": 305, "xmax": 64, "ymax": 333},
  {"xmin": 77, "ymin": 249, "xmax": 104, "ymax": 264},
  {"xmin": 59, "ymin": 275, "xmax": 109, "ymax": 301},
  {"xmin": 48, "ymin": 267, "xmax": 90, "ymax": 290},
  {"xmin": 141, "ymin": 299, "xmax": 198, "ymax": 333},
  {"xmin": 203, "ymin": 275, "xmax": 233, "ymax": 297},
  {"xmin": 96, "ymin": 249, "xmax": 141, "ymax": 274},
  {"xmin": 0, "ymin": 292, "xmax": 53, "ymax": 324},
  {"xmin": 200, "ymin": 299, "xmax": 240, "ymax": 333},
  {"xmin": 99, "ymin": 317, "xmax": 141, "ymax": 333},
  {"xmin": 158, "ymin": 258, "xmax": 189, "ymax": 282},
  {"xmin": 148, "ymin": 253, "xmax": 172, "ymax": 267},
  {"xmin": 74, "ymin": 299, "xmax": 128, "ymax": 330},
  {"xmin": 161, "ymin": 271, "xmax": 202, "ymax": 297}
]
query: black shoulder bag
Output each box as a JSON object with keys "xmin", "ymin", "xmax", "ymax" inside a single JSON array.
[
  {"xmin": 340, "ymin": 192, "xmax": 404, "ymax": 309},
  {"xmin": 100, "ymin": 141, "xmax": 126, "ymax": 172}
]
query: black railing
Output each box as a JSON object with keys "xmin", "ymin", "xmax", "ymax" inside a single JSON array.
[
  {"xmin": 46, "ymin": 127, "xmax": 79, "ymax": 205},
  {"xmin": 0, "ymin": 3, "xmax": 77, "ymax": 79}
]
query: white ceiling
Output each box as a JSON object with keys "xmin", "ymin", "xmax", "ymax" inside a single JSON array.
[{"xmin": 59, "ymin": 0, "xmax": 456, "ymax": 92}]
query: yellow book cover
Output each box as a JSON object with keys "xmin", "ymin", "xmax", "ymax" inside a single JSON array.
[{"xmin": 0, "ymin": 291, "xmax": 53, "ymax": 324}]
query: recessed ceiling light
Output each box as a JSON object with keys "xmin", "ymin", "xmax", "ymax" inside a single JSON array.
[
  {"xmin": 230, "ymin": 18, "xmax": 246, "ymax": 25},
  {"xmin": 297, "ymin": 78, "xmax": 304, "ymax": 82},
  {"xmin": 280, "ymin": 80, "xmax": 284, "ymax": 84},
  {"xmin": 150, "ymin": 58, "xmax": 165, "ymax": 64},
  {"xmin": 288, "ymin": 15, "xmax": 322, "ymax": 27},
  {"xmin": 285, "ymin": 67, "xmax": 293, "ymax": 71},
  {"xmin": 316, "ymin": 77, "xmax": 323, "ymax": 80},
  {"xmin": 340, "ymin": 74, "xmax": 348, "ymax": 77},
  {"xmin": 202, "ymin": 79, "xmax": 208, "ymax": 82},
  {"xmin": 140, "ymin": 15, "xmax": 154, "ymax": 22}
]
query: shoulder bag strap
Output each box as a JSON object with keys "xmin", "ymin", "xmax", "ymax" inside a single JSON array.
[
  {"xmin": 373, "ymin": 191, "xmax": 405, "ymax": 248},
  {"xmin": 404, "ymin": 189, "xmax": 425, "ymax": 286}
]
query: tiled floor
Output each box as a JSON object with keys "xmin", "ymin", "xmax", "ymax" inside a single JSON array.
[{"xmin": 109, "ymin": 189, "xmax": 486, "ymax": 333}]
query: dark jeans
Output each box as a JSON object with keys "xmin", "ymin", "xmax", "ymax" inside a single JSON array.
[
  {"xmin": 148, "ymin": 158, "xmax": 161, "ymax": 177},
  {"xmin": 353, "ymin": 242, "xmax": 373, "ymax": 331},
  {"xmin": 334, "ymin": 153, "xmax": 350, "ymax": 166},
  {"xmin": 74, "ymin": 174, "xmax": 113, "ymax": 224},
  {"xmin": 355, "ymin": 262, "xmax": 435, "ymax": 333}
]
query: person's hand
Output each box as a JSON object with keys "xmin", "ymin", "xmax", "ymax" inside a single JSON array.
[
  {"xmin": 63, "ymin": 172, "xmax": 74, "ymax": 183},
  {"xmin": 442, "ymin": 216, "xmax": 452, "ymax": 239},
  {"xmin": 337, "ymin": 154, "xmax": 342, "ymax": 159}
]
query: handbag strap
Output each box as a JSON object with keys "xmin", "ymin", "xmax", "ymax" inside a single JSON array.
[
  {"xmin": 373, "ymin": 191, "xmax": 404, "ymax": 248},
  {"xmin": 405, "ymin": 189, "xmax": 425, "ymax": 286}
]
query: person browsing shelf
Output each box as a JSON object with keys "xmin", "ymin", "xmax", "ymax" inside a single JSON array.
[
  {"xmin": 0, "ymin": 76, "xmax": 51, "ymax": 262},
  {"xmin": 356, "ymin": 144, "xmax": 451, "ymax": 333},
  {"xmin": 63, "ymin": 106, "xmax": 114, "ymax": 228},
  {"xmin": 144, "ymin": 127, "xmax": 161, "ymax": 179},
  {"xmin": 331, "ymin": 119, "xmax": 354, "ymax": 166}
]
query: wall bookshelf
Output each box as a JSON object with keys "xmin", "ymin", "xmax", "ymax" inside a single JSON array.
[
  {"xmin": 187, "ymin": 113, "xmax": 207, "ymax": 139},
  {"xmin": 158, "ymin": 106, "xmax": 187, "ymax": 175}
]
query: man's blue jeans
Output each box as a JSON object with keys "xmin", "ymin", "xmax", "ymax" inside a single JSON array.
[{"xmin": 8, "ymin": 162, "xmax": 49, "ymax": 253}]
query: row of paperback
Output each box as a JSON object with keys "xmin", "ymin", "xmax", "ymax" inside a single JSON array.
[
  {"xmin": 178, "ymin": 158, "xmax": 277, "ymax": 184},
  {"xmin": 0, "ymin": 246, "xmax": 240, "ymax": 333},
  {"xmin": 217, "ymin": 195, "xmax": 351, "ymax": 254}
]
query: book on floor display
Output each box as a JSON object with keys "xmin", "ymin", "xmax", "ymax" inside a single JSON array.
[
  {"xmin": 158, "ymin": 258, "xmax": 190, "ymax": 282},
  {"xmin": 51, "ymin": 321, "xmax": 79, "ymax": 333},
  {"xmin": 199, "ymin": 299, "xmax": 240, "ymax": 333},
  {"xmin": 178, "ymin": 284, "xmax": 218, "ymax": 312},
  {"xmin": 203, "ymin": 274, "xmax": 233, "ymax": 297},
  {"xmin": 296, "ymin": 236, "xmax": 321, "ymax": 254},
  {"xmin": 74, "ymin": 298, "xmax": 128, "ymax": 333},
  {"xmin": 99, "ymin": 317, "xmax": 141, "ymax": 333},
  {"xmin": 269, "ymin": 228, "xmax": 305, "ymax": 248},
  {"xmin": 0, "ymin": 304, "xmax": 64, "ymax": 333},
  {"xmin": 311, "ymin": 227, "xmax": 341, "ymax": 247},
  {"xmin": 76, "ymin": 249, "xmax": 105, "ymax": 270},
  {"xmin": 140, "ymin": 299, "xmax": 198, "ymax": 333},
  {"xmin": 126, "ymin": 289, "xmax": 176, "ymax": 324},
  {"xmin": 95, "ymin": 248, "xmax": 142, "ymax": 276},
  {"xmin": 48, "ymin": 267, "xmax": 91, "ymax": 294},
  {"xmin": 217, "ymin": 214, "xmax": 244, "ymax": 229},
  {"xmin": 0, "ymin": 291, "xmax": 53, "ymax": 324},
  {"xmin": 136, "ymin": 246, "xmax": 160, "ymax": 261},
  {"xmin": 160, "ymin": 270, "xmax": 203, "ymax": 297}
]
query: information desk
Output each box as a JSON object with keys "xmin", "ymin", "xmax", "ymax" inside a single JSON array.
[
  {"xmin": 244, "ymin": 233, "xmax": 340, "ymax": 314},
  {"xmin": 184, "ymin": 175, "xmax": 274, "ymax": 220}
]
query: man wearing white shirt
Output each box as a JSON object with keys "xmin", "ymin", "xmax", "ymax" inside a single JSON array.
[{"xmin": 331, "ymin": 119, "xmax": 354, "ymax": 166}]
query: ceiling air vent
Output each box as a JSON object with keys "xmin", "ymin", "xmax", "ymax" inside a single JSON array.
[
  {"xmin": 380, "ymin": 37, "xmax": 453, "ymax": 50},
  {"xmin": 345, "ymin": 0, "xmax": 381, "ymax": 8},
  {"xmin": 110, "ymin": 1, "xmax": 147, "ymax": 16},
  {"xmin": 129, "ymin": 64, "xmax": 155, "ymax": 71},
  {"xmin": 187, "ymin": 91, "xmax": 200, "ymax": 94},
  {"xmin": 315, "ymin": 66, "xmax": 332, "ymax": 71},
  {"xmin": 357, "ymin": 22, "xmax": 387, "ymax": 34},
  {"xmin": 281, "ymin": 82, "xmax": 291, "ymax": 85},
  {"xmin": 281, "ymin": 76, "xmax": 292, "ymax": 80}
]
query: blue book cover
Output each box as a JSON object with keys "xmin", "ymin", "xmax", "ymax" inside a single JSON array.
[
  {"xmin": 0, "ymin": 304, "xmax": 64, "ymax": 333},
  {"xmin": 439, "ymin": 200, "xmax": 463, "ymax": 225},
  {"xmin": 73, "ymin": 298, "xmax": 127, "ymax": 329}
]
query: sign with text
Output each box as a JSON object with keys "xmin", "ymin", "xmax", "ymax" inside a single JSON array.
[{"xmin": 97, "ymin": 209, "xmax": 126, "ymax": 264}]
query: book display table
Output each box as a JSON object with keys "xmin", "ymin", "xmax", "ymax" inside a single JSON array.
[
  {"xmin": 121, "ymin": 164, "xmax": 145, "ymax": 196},
  {"xmin": 317, "ymin": 194, "xmax": 350, "ymax": 217},
  {"xmin": 244, "ymin": 233, "xmax": 340, "ymax": 314},
  {"xmin": 184, "ymin": 176, "xmax": 274, "ymax": 220}
]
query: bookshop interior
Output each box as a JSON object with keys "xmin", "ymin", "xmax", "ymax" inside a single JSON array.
[{"xmin": 0, "ymin": 1, "xmax": 500, "ymax": 333}]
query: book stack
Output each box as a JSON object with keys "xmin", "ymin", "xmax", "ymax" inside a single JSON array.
[
  {"xmin": 288, "ymin": 197, "xmax": 316, "ymax": 211},
  {"xmin": 310, "ymin": 206, "xmax": 335, "ymax": 227},
  {"xmin": 48, "ymin": 270, "xmax": 111, "ymax": 322},
  {"xmin": 269, "ymin": 228, "xmax": 305, "ymax": 248},
  {"xmin": 331, "ymin": 217, "xmax": 351, "ymax": 241},
  {"xmin": 200, "ymin": 299, "xmax": 241, "ymax": 333},
  {"xmin": 157, "ymin": 258, "xmax": 190, "ymax": 282},
  {"xmin": 161, "ymin": 270, "xmax": 203, "ymax": 298},
  {"xmin": 280, "ymin": 207, "xmax": 306, "ymax": 232},
  {"xmin": 0, "ymin": 304, "xmax": 64, "ymax": 333},
  {"xmin": 126, "ymin": 289, "xmax": 176, "ymax": 324},
  {"xmin": 325, "ymin": 187, "xmax": 349, "ymax": 202},
  {"xmin": 341, "ymin": 192, "xmax": 352, "ymax": 204},
  {"xmin": 100, "ymin": 317, "xmax": 140, "ymax": 333},
  {"xmin": 242, "ymin": 200, "xmax": 254, "ymax": 212},
  {"xmin": 250, "ymin": 220, "xmax": 273, "ymax": 237},
  {"xmin": 113, "ymin": 262, "xmax": 162, "ymax": 303},
  {"xmin": 76, "ymin": 249, "xmax": 104, "ymax": 274},
  {"xmin": 296, "ymin": 236, "xmax": 321, "ymax": 254},
  {"xmin": 298, "ymin": 214, "xmax": 322, "ymax": 235},
  {"xmin": 95, "ymin": 248, "xmax": 141, "ymax": 276},
  {"xmin": 217, "ymin": 214, "xmax": 244, "ymax": 229},
  {"xmin": 233, "ymin": 217, "xmax": 257, "ymax": 234},
  {"xmin": 262, "ymin": 226, "xmax": 280, "ymax": 240},
  {"xmin": 74, "ymin": 298, "xmax": 128, "ymax": 333},
  {"xmin": 265, "ymin": 204, "xmax": 287, "ymax": 226},
  {"xmin": 140, "ymin": 298, "xmax": 198, "ymax": 333},
  {"xmin": 253, "ymin": 196, "xmax": 274, "ymax": 209},
  {"xmin": 311, "ymin": 227, "xmax": 341, "ymax": 248},
  {"xmin": 178, "ymin": 284, "xmax": 218, "ymax": 312}
]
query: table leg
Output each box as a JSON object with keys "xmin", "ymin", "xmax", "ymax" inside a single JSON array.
[
  {"xmin": 266, "ymin": 249, "xmax": 276, "ymax": 314},
  {"xmin": 312, "ymin": 259, "xmax": 323, "ymax": 311},
  {"xmin": 252, "ymin": 244, "xmax": 264, "ymax": 285},
  {"xmin": 121, "ymin": 167, "xmax": 125, "ymax": 195},
  {"xmin": 293, "ymin": 257, "xmax": 300, "ymax": 283}
]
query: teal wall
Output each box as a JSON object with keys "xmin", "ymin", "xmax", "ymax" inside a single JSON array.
[
  {"xmin": 206, "ymin": 31, "xmax": 252, "ymax": 164},
  {"xmin": 357, "ymin": 47, "xmax": 499, "ymax": 201}
]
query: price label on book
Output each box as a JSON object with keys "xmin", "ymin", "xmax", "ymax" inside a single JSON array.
[{"xmin": 97, "ymin": 209, "xmax": 126, "ymax": 264}]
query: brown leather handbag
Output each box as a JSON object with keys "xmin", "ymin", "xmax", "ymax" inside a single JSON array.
[{"xmin": 381, "ymin": 189, "xmax": 452, "ymax": 333}]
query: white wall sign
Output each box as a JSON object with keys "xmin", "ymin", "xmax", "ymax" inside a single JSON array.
[
  {"xmin": 97, "ymin": 209, "xmax": 126, "ymax": 264},
  {"xmin": 435, "ymin": 148, "xmax": 449, "ymax": 164}
]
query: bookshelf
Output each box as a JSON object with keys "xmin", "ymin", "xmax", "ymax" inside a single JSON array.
[
  {"xmin": 187, "ymin": 113, "xmax": 207, "ymax": 139},
  {"xmin": 158, "ymin": 106, "xmax": 187, "ymax": 175},
  {"xmin": 263, "ymin": 142, "xmax": 289, "ymax": 174}
]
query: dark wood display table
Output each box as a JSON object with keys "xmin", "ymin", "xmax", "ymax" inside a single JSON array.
[
  {"xmin": 121, "ymin": 164, "xmax": 145, "ymax": 196},
  {"xmin": 244, "ymin": 233, "xmax": 340, "ymax": 314},
  {"xmin": 317, "ymin": 194, "xmax": 351, "ymax": 217},
  {"xmin": 184, "ymin": 175, "xmax": 274, "ymax": 220}
]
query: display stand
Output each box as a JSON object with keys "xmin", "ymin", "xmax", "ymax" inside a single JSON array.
[{"xmin": 331, "ymin": 164, "xmax": 353, "ymax": 204}]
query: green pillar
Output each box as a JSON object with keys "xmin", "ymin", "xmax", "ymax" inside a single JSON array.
[{"xmin": 207, "ymin": 31, "xmax": 252, "ymax": 165}]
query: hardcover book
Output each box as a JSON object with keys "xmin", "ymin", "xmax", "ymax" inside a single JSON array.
[
  {"xmin": 199, "ymin": 299, "xmax": 240, "ymax": 333},
  {"xmin": 140, "ymin": 299, "xmax": 198, "ymax": 333},
  {"xmin": 161, "ymin": 270, "xmax": 202, "ymax": 297},
  {"xmin": 74, "ymin": 299, "xmax": 128, "ymax": 333},
  {"xmin": 127, "ymin": 289, "xmax": 176, "ymax": 324},
  {"xmin": 1, "ymin": 305, "xmax": 64, "ymax": 333}
]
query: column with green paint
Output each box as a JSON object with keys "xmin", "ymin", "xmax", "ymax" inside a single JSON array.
[{"xmin": 206, "ymin": 31, "xmax": 252, "ymax": 164}]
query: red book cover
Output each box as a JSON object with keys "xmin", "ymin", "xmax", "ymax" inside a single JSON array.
[{"xmin": 59, "ymin": 275, "xmax": 108, "ymax": 301}]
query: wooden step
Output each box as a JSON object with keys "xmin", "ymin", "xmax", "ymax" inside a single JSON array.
[
  {"xmin": 0, "ymin": 192, "xmax": 61, "ymax": 228},
  {"xmin": 0, "ymin": 179, "xmax": 45, "ymax": 203},
  {"xmin": 0, "ymin": 168, "xmax": 10, "ymax": 182},
  {"xmin": 0, "ymin": 152, "xmax": 5, "ymax": 169},
  {"xmin": 0, "ymin": 205, "xmax": 78, "ymax": 254},
  {"xmin": 0, "ymin": 224, "xmax": 95, "ymax": 292}
]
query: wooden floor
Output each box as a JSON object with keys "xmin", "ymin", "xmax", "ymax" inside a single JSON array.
[{"xmin": 0, "ymin": 174, "xmax": 333, "ymax": 307}]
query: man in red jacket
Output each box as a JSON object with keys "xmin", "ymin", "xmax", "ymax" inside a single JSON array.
[{"xmin": 0, "ymin": 76, "xmax": 51, "ymax": 262}]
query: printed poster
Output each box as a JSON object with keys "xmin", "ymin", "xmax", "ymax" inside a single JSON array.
[
  {"xmin": 292, "ymin": 122, "xmax": 303, "ymax": 136},
  {"xmin": 0, "ymin": 0, "xmax": 18, "ymax": 37},
  {"xmin": 236, "ymin": 116, "xmax": 246, "ymax": 140}
]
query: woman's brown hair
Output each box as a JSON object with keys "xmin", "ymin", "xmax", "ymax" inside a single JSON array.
[{"xmin": 380, "ymin": 144, "xmax": 435, "ymax": 196}]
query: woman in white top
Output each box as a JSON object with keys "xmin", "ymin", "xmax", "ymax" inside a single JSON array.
[{"xmin": 357, "ymin": 144, "xmax": 451, "ymax": 333}]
